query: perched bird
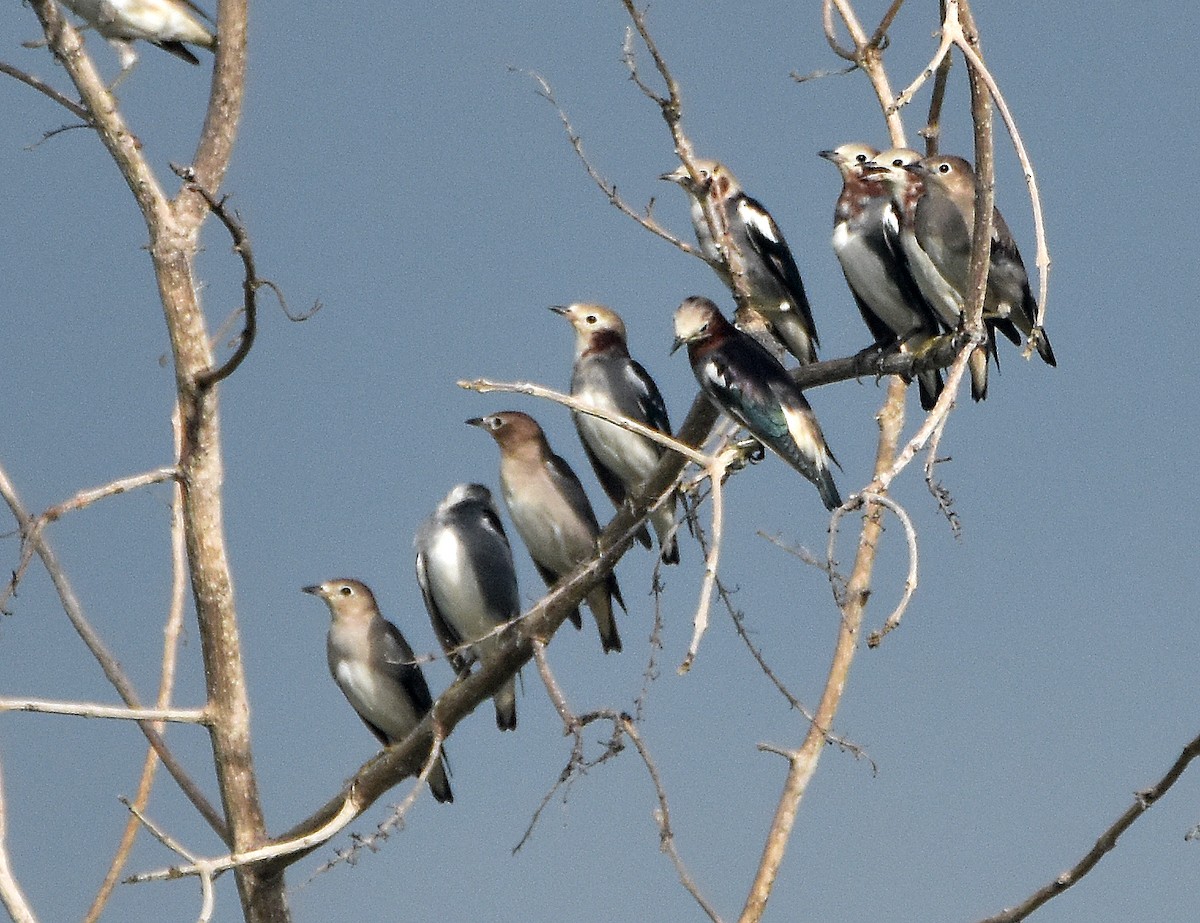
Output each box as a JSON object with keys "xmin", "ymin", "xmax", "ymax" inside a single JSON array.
[
  {"xmin": 467, "ymin": 412, "xmax": 625, "ymax": 654},
  {"xmin": 908, "ymin": 155, "xmax": 1056, "ymax": 365},
  {"xmin": 415, "ymin": 483, "xmax": 519, "ymax": 731},
  {"xmin": 867, "ymin": 150, "xmax": 1056, "ymax": 400},
  {"xmin": 59, "ymin": 0, "xmax": 216, "ymax": 81},
  {"xmin": 302, "ymin": 579, "xmax": 453, "ymax": 804},
  {"xmin": 662, "ymin": 159, "xmax": 820, "ymax": 365},
  {"xmin": 671, "ymin": 297, "xmax": 842, "ymax": 511},
  {"xmin": 818, "ymin": 143, "xmax": 945, "ymax": 410},
  {"xmin": 550, "ymin": 303, "xmax": 680, "ymax": 565}
]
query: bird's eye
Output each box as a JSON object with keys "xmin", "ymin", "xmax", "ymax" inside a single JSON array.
[
  {"xmin": 855, "ymin": 152, "xmax": 868, "ymax": 163},
  {"xmin": 891, "ymin": 157, "xmax": 905, "ymax": 167},
  {"xmin": 939, "ymin": 163, "xmax": 951, "ymax": 174},
  {"xmin": 586, "ymin": 314, "xmax": 598, "ymax": 325},
  {"xmin": 339, "ymin": 586, "xmax": 353, "ymax": 597}
]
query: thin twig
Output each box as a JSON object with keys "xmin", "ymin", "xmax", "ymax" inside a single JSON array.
[
  {"xmin": 621, "ymin": 716, "xmax": 724, "ymax": 923},
  {"xmin": 0, "ymin": 754, "xmax": 37, "ymax": 923},
  {"xmin": 2, "ymin": 465, "xmax": 178, "ymax": 614},
  {"xmin": 128, "ymin": 791, "xmax": 360, "ymax": 886},
  {"xmin": 171, "ymin": 165, "xmax": 260, "ymax": 388},
  {"xmin": 976, "ymin": 731, "xmax": 1200, "ymax": 923},
  {"xmin": 0, "ymin": 58, "xmax": 92, "ymax": 122},
  {"xmin": 0, "ymin": 699, "xmax": 207, "ymax": 723},
  {"xmin": 87, "ymin": 421, "xmax": 190, "ymax": 923},
  {"xmin": 520, "ymin": 69, "xmax": 696, "ymax": 256},
  {"xmin": 121, "ymin": 800, "xmax": 214, "ymax": 923},
  {"xmin": 0, "ymin": 460, "xmax": 229, "ymax": 841}
]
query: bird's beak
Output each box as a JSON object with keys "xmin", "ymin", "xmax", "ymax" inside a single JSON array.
[
  {"xmin": 301, "ymin": 584, "xmax": 324, "ymax": 598},
  {"xmin": 660, "ymin": 167, "xmax": 684, "ymax": 183},
  {"xmin": 669, "ymin": 335, "xmax": 687, "ymax": 355},
  {"xmin": 548, "ymin": 305, "xmax": 569, "ymax": 316},
  {"xmin": 817, "ymin": 149, "xmax": 837, "ymax": 162},
  {"xmin": 861, "ymin": 163, "xmax": 887, "ymax": 176},
  {"xmin": 465, "ymin": 417, "xmax": 486, "ymax": 429}
]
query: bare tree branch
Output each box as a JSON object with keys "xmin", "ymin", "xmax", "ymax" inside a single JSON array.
[
  {"xmin": 0, "ymin": 58, "xmax": 92, "ymax": 122},
  {"xmin": 87, "ymin": 430, "xmax": 192, "ymax": 923},
  {"xmin": 0, "ymin": 459, "xmax": 228, "ymax": 840},
  {"xmin": 0, "ymin": 699, "xmax": 207, "ymax": 723},
  {"xmin": 977, "ymin": 731, "xmax": 1200, "ymax": 923}
]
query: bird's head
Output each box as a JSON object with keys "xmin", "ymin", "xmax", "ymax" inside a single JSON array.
[
  {"xmin": 302, "ymin": 579, "xmax": 378, "ymax": 621},
  {"xmin": 818, "ymin": 142, "xmax": 878, "ymax": 177},
  {"xmin": 466, "ymin": 411, "xmax": 545, "ymax": 453},
  {"xmin": 660, "ymin": 158, "xmax": 736, "ymax": 200},
  {"xmin": 671, "ymin": 296, "xmax": 722, "ymax": 354},
  {"xmin": 550, "ymin": 302, "xmax": 628, "ymax": 355}
]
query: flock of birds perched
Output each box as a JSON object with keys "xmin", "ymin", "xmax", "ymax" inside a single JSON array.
[{"xmin": 45, "ymin": 0, "xmax": 1057, "ymax": 802}]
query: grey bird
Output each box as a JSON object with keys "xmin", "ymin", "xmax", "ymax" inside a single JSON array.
[
  {"xmin": 671, "ymin": 297, "xmax": 842, "ymax": 511},
  {"xmin": 303, "ymin": 579, "xmax": 453, "ymax": 804},
  {"xmin": 819, "ymin": 144, "xmax": 945, "ymax": 410},
  {"xmin": 868, "ymin": 150, "xmax": 1056, "ymax": 400},
  {"xmin": 467, "ymin": 411, "xmax": 625, "ymax": 653},
  {"xmin": 415, "ymin": 483, "xmax": 519, "ymax": 731},
  {"xmin": 908, "ymin": 155, "xmax": 1056, "ymax": 366},
  {"xmin": 550, "ymin": 303, "xmax": 680, "ymax": 565},
  {"xmin": 59, "ymin": 0, "xmax": 215, "ymax": 82},
  {"xmin": 662, "ymin": 159, "xmax": 820, "ymax": 365}
]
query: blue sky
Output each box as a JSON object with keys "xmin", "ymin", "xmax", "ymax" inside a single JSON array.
[{"xmin": 1, "ymin": 2, "xmax": 1198, "ymax": 921}]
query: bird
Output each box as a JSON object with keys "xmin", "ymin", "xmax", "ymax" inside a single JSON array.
[
  {"xmin": 302, "ymin": 579, "xmax": 453, "ymax": 804},
  {"xmin": 467, "ymin": 411, "xmax": 625, "ymax": 653},
  {"xmin": 867, "ymin": 150, "xmax": 1056, "ymax": 400},
  {"xmin": 818, "ymin": 143, "xmax": 946, "ymax": 410},
  {"xmin": 661, "ymin": 159, "xmax": 820, "ymax": 365},
  {"xmin": 908, "ymin": 155, "xmax": 1056, "ymax": 366},
  {"xmin": 415, "ymin": 483, "xmax": 520, "ymax": 731},
  {"xmin": 671, "ymin": 296, "xmax": 842, "ymax": 511},
  {"xmin": 58, "ymin": 0, "xmax": 216, "ymax": 83},
  {"xmin": 550, "ymin": 303, "xmax": 680, "ymax": 565}
]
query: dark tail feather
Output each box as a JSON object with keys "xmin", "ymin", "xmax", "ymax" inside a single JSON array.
[
  {"xmin": 430, "ymin": 757, "xmax": 454, "ymax": 804},
  {"xmin": 660, "ymin": 533, "xmax": 680, "ymax": 565},
  {"xmin": 566, "ymin": 608, "xmax": 582, "ymax": 630},
  {"xmin": 917, "ymin": 368, "xmax": 944, "ymax": 411},
  {"xmin": 816, "ymin": 468, "xmax": 843, "ymax": 511},
  {"xmin": 588, "ymin": 587, "xmax": 623, "ymax": 654},
  {"xmin": 154, "ymin": 41, "xmax": 202, "ymax": 65},
  {"xmin": 1032, "ymin": 325, "xmax": 1057, "ymax": 367},
  {"xmin": 635, "ymin": 523, "xmax": 652, "ymax": 549}
]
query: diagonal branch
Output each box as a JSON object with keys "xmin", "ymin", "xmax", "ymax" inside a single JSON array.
[
  {"xmin": 0, "ymin": 459, "xmax": 228, "ymax": 841},
  {"xmin": 976, "ymin": 730, "xmax": 1200, "ymax": 923}
]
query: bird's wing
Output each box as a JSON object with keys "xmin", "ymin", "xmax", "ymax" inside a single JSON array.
[
  {"xmin": 373, "ymin": 618, "xmax": 436, "ymax": 715},
  {"xmin": 414, "ymin": 544, "xmax": 469, "ymax": 675},
  {"xmin": 736, "ymin": 194, "xmax": 817, "ymax": 332}
]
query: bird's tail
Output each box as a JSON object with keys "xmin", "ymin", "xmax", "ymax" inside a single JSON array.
[
  {"xmin": 917, "ymin": 367, "xmax": 944, "ymax": 411},
  {"xmin": 430, "ymin": 755, "xmax": 454, "ymax": 804},
  {"xmin": 587, "ymin": 585, "xmax": 623, "ymax": 654},
  {"xmin": 1030, "ymin": 325, "xmax": 1057, "ymax": 367},
  {"xmin": 494, "ymin": 676, "xmax": 518, "ymax": 732}
]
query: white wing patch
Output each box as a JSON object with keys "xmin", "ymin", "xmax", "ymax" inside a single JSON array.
[
  {"xmin": 737, "ymin": 200, "xmax": 779, "ymax": 244},
  {"xmin": 780, "ymin": 402, "xmax": 824, "ymax": 464}
]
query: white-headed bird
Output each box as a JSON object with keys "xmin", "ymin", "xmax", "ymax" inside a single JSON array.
[
  {"xmin": 550, "ymin": 303, "xmax": 679, "ymax": 565},
  {"xmin": 662, "ymin": 159, "xmax": 820, "ymax": 365},
  {"xmin": 671, "ymin": 297, "xmax": 841, "ymax": 511},
  {"xmin": 415, "ymin": 484, "xmax": 520, "ymax": 731},
  {"xmin": 819, "ymin": 143, "xmax": 945, "ymax": 409},
  {"xmin": 302, "ymin": 579, "xmax": 453, "ymax": 804}
]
